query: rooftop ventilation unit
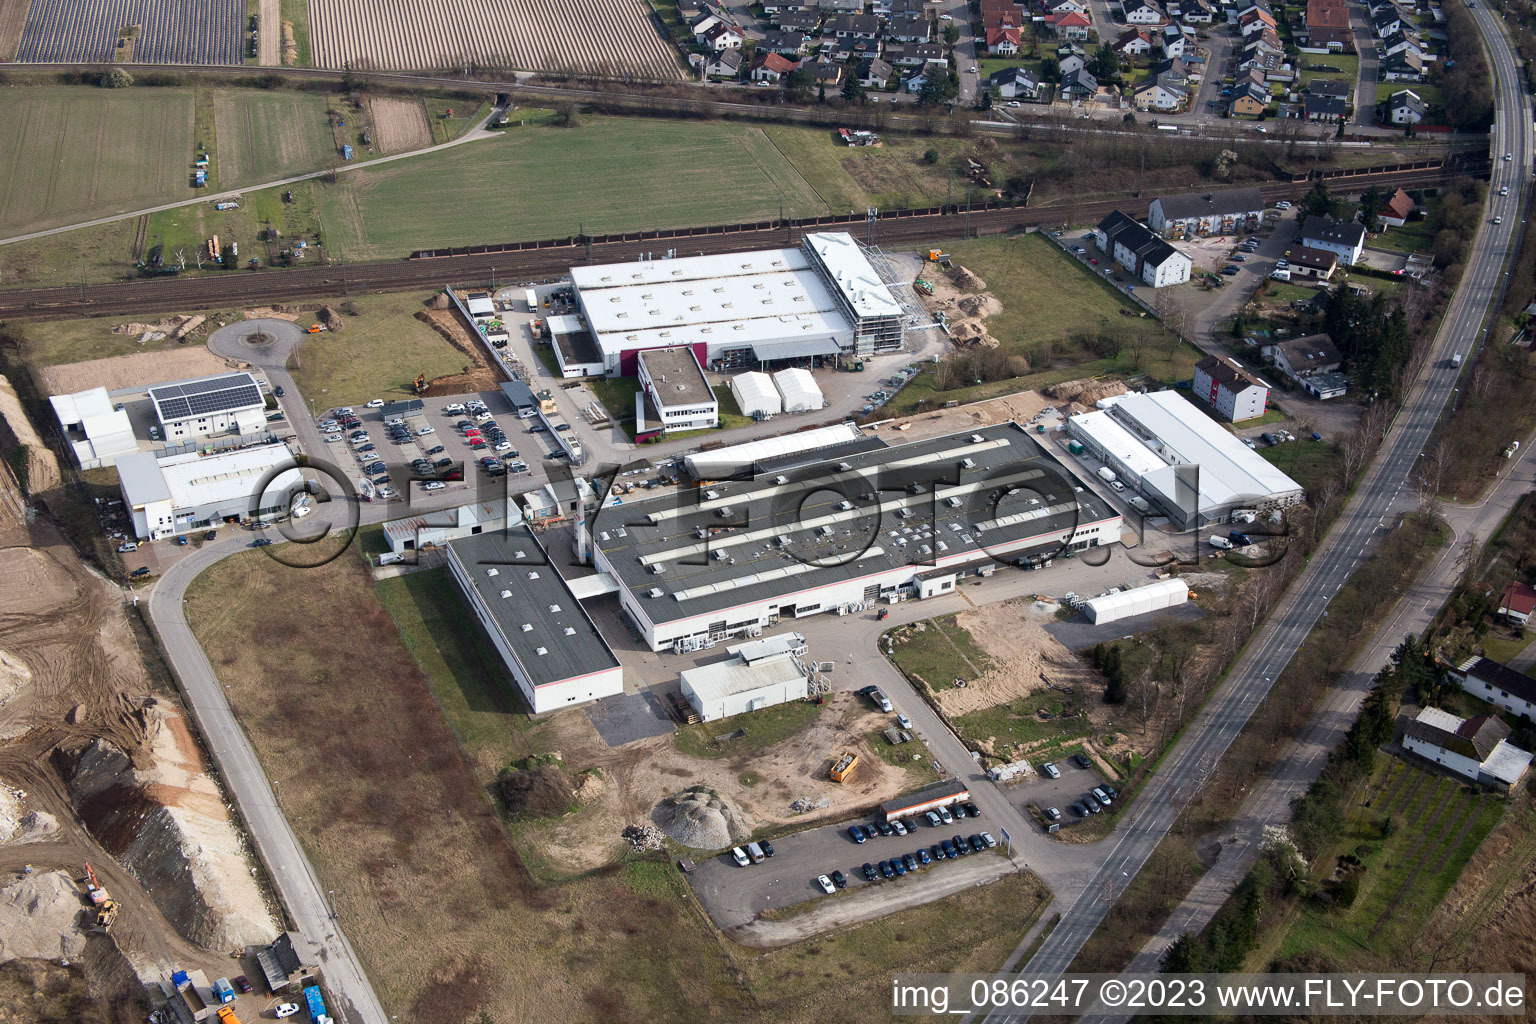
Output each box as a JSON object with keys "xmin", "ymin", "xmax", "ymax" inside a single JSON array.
[
  {"xmin": 527, "ymin": 571, "xmax": 540, "ymax": 580},
  {"xmin": 704, "ymin": 489, "xmax": 720, "ymax": 500},
  {"xmin": 548, "ymin": 603, "xmax": 562, "ymax": 613},
  {"xmin": 651, "ymin": 563, "xmax": 666, "ymax": 574},
  {"xmin": 536, "ymin": 647, "xmax": 548, "ymax": 656},
  {"xmin": 946, "ymin": 496, "xmax": 963, "ymax": 508},
  {"xmin": 521, "ymin": 623, "xmax": 533, "ymax": 632},
  {"xmin": 839, "ymin": 500, "xmax": 854, "ymax": 511},
  {"xmin": 648, "ymin": 587, "xmax": 664, "ymax": 598},
  {"xmin": 714, "ymin": 549, "xmax": 729, "ymax": 560},
  {"xmin": 564, "ymin": 627, "xmax": 577, "ymax": 636},
  {"xmin": 485, "ymin": 568, "xmax": 499, "ymax": 577},
  {"xmin": 514, "ymin": 550, "xmax": 527, "ymax": 559},
  {"xmin": 970, "ymin": 433, "xmax": 985, "ymax": 443},
  {"xmin": 961, "ymin": 458, "xmax": 975, "ymax": 469},
  {"xmin": 774, "ymin": 475, "xmax": 789, "ymax": 485},
  {"xmin": 837, "ymin": 462, "xmax": 853, "ymax": 471},
  {"xmin": 500, "ymin": 590, "xmax": 513, "ymax": 599},
  {"xmin": 718, "ymin": 506, "xmax": 734, "ymax": 518},
  {"xmin": 819, "ymin": 525, "xmax": 835, "ymax": 537}
]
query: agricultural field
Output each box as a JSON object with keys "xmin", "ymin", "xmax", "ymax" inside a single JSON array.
[
  {"xmin": 316, "ymin": 117, "xmax": 830, "ymax": 258},
  {"xmin": 16, "ymin": 0, "xmax": 244, "ymax": 63},
  {"xmin": 0, "ymin": 87, "xmax": 196, "ymax": 235},
  {"xmin": 211, "ymin": 89, "xmax": 336, "ymax": 181},
  {"xmin": 1264, "ymin": 760, "xmax": 1505, "ymax": 969},
  {"xmin": 307, "ymin": 0, "xmax": 684, "ymax": 79}
]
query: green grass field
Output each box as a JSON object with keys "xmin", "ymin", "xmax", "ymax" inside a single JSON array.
[
  {"xmin": 287, "ymin": 291, "xmax": 472, "ymax": 404},
  {"xmin": 278, "ymin": 0, "xmax": 312, "ymax": 66},
  {"xmin": 885, "ymin": 615, "xmax": 993, "ymax": 692},
  {"xmin": 1258, "ymin": 439, "xmax": 1342, "ymax": 492},
  {"xmin": 212, "ymin": 90, "xmax": 335, "ymax": 182},
  {"xmin": 1270, "ymin": 760, "xmax": 1505, "ymax": 968},
  {"xmin": 318, "ymin": 118, "xmax": 831, "ymax": 258},
  {"xmin": 0, "ymin": 87, "xmax": 196, "ymax": 235},
  {"xmin": 1298, "ymin": 54, "xmax": 1360, "ymax": 88},
  {"xmin": 144, "ymin": 179, "xmax": 326, "ymax": 272},
  {"xmin": 764, "ymin": 126, "xmax": 1007, "ymax": 213}
]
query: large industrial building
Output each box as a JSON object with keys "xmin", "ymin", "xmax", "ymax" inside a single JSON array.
[
  {"xmin": 1067, "ymin": 391, "xmax": 1303, "ymax": 530},
  {"xmin": 49, "ymin": 386, "xmax": 139, "ymax": 469},
  {"xmin": 446, "ymin": 527, "xmax": 624, "ymax": 714},
  {"xmin": 563, "ymin": 232, "xmax": 903, "ymax": 377},
  {"xmin": 592, "ymin": 422, "xmax": 1123, "ymax": 653},
  {"xmin": 680, "ymin": 633, "xmax": 810, "ymax": 721},
  {"xmin": 147, "ymin": 372, "xmax": 267, "ymax": 441},
  {"xmin": 117, "ymin": 443, "xmax": 303, "ymax": 539}
]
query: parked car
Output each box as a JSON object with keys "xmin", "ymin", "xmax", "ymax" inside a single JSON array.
[
  {"xmin": 760, "ymin": 840, "xmax": 776, "ymax": 858},
  {"xmin": 925, "ymin": 811, "xmax": 942, "ymax": 827},
  {"xmin": 980, "ymin": 832, "xmax": 998, "ymax": 849},
  {"xmin": 916, "ymin": 848, "xmax": 931, "ymax": 865},
  {"xmin": 901, "ymin": 853, "xmax": 917, "ymax": 872},
  {"xmin": 365, "ymin": 399, "xmax": 385, "ymax": 408},
  {"xmin": 325, "ymin": 433, "xmax": 343, "ymax": 442},
  {"xmin": 117, "ymin": 542, "xmax": 139, "ymax": 553},
  {"xmin": 1092, "ymin": 786, "xmax": 1113, "ymax": 805},
  {"xmin": 891, "ymin": 819, "xmax": 907, "ymax": 836},
  {"xmin": 849, "ymin": 825, "xmax": 867, "ymax": 844},
  {"xmin": 950, "ymin": 834, "xmax": 968, "ymax": 855},
  {"xmin": 896, "ymin": 712, "xmax": 912, "ymax": 730},
  {"xmin": 1045, "ymin": 807, "xmax": 1062, "ymax": 821},
  {"xmin": 862, "ymin": 862, "xmax": 877, "ymax": 880},
  {"xmin": 941, "ymin": 839, "xmax": 957, "ymax": 858},
  {"xmin": 203, "ymin": 531, "xmax": 217, "ymax": 541},
  {"xmin": 252, "ymin": 538, "xmax": 273, "ymax": 547},
  {"xmin": 1071, "ymin": 802, "xmax": 1087, "ymax": 817},
  {"xmin": 275, "ymin": 1007, "xmax": 300, "ymax": 1020},
  {"xmin": 937, "ymin": 806, "xmax": 953, "ymax": 825},
  {"xmin": 1073, "ymin": 753, "xmax": 1092, "ymax": 769},
  {"xmin": 931, "ymin": 843, "xmax": 946, "ymax": 861},
  {"xmin": 891, "ymin": 858, "xmax": 907, "ymax": 876},
  {"xmin": 731, "ymin": 847, "xmax": 749, "ymax": 866},
  {"xmin": 861, "ymin": 824, "xmax": 878, "ymax": 841},
  {"xmin": 417, "ymin": 426, "xmax": 435, "ymax": 436},
  {"xmin": 1083, "ymin": 795, "xmax": 1102, "ymax": 814},
  {"xmin": 968, "ymin": 834, "xmax": 986, "ymax": 853},
  {"xmin": 817, "ymin": 874, "xmax": 836, "ymax": 894},
  {"xmin": 876, "ymin": 820, "xmax": 893, "ymax": 837},
  {"xmin": 879, "ymin": 860, "xmax": 895, "ymax": 878},
  {"xmin": 962, "ymin": 802, "xmax": 980, "ymax": 818},
  {"xmin": 232, "ymin": 976, "xmax": 252, "ymax": 994},
  {"xmin": 130, "ymin": 566, "xmax": 151, "ymax": 578},
  {"xmin": 423, "ymin": 481, "xmax": 447, "ymax": 491},
  {"xmin": 1042, "ymin": 762, "xmax": 1061, "ymax": 779},
  {"xmin": 1101, "ymin": 784, "xmax": 1118, "ymax": 800},
  {"xmin": 830, "ymin": 869, "xmax": 847, "ymax": 888}
]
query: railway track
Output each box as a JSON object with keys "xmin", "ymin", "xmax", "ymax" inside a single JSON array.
[{"xmin": 0, "ymin": 165, "xmax": 1480, "ymax": 322}]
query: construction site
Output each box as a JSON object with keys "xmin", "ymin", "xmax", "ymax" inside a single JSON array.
[{"xmin": 0, "ymin": 376, "xmax": 292, "ymax": 1021}]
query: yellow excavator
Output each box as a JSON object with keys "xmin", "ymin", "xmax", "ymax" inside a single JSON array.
[{"xmin": 82, "ymin": 863, "xmax": 118, "ymax": 932}]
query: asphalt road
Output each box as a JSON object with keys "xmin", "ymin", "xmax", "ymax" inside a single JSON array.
[{"xmin": 974, "ymin": 3, "xmax": 1533, "ymax": 1012}]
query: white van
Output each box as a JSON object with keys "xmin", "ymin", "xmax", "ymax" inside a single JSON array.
[
  {"xmin": 1209, "ymin": 535, "xmax": 1234, "ymax": 550},
  {"xmin": 378, "ymin": 552, "xmax": 405, "ymax": 566},
  {"xmin": 731, "ymin": 847, "xmax": 750, "ymax": 867}
]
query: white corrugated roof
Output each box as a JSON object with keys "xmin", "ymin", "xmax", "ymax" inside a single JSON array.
[
  {"xmin": 685, "ymin": 422, "xmax": 862, "ymax": 478},
  {"xmin": 681, "ymin": 650, "xmax": 806, "ymax": 702},
  {"xmin": 1068, "ymin": 409, "xmax": 1166, "ymax": 478},
  {"xmin": 49, "ymin": 386, "xmax": 116, "ymax": 425},
  {"xmin": 772, "ymin": 368, "xmax": 824, "ymax": 412},
  {"xmin": 803, "ymin": 232, "xmax": 902, "ymax": 318},
  {"xmin": 155, "ymin": 443, "xmax": 302, "ymax": 511}
]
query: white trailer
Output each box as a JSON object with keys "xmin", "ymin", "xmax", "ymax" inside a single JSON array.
[{"xmin": 1082, "ymin": 578, "xmax": 1190, "ymax": 624}]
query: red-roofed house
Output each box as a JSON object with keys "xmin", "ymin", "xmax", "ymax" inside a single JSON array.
[
  {"xmin": 1114, "ymin": 28, "xmax": 1153, "ymax": 57},
  {"xmin": 987, "ymin": 26, "xmax": 1022, "ymax": 53},
  {"xmin": 749, "ymin": 51, "xmax": 799, "ymax": 82},
  {"xmin": 1379, "ymin": 188, "xmax": 1416, "ymax": 228},
  {"xmin": 1048, "ymin": 10, "xmax": 1092, "ymax": 39},
  {"xmin": 1499, "ymin": 581, "xmax": 1536, "ymax": 625}
]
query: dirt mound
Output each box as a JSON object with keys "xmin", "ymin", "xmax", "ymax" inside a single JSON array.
[
  {"xmin": 414, "ymin": 310, "xmax": 509, "ymax": 396},
  {"xmin": 949, "ymin": 318, "xmax": 999, "ymax": 349},
  {"xmin": 948, "ymin": 266, "xmax": 986, "ymax": 292},
  {"xmin": 495, "ymin": 763, "xmax": 574, "ymax": 818},
  {"xmin": 0, "ymin": 377, "xmax": 60, "ymax": 497},
  {"xmin": 957, "ymin": 294, "xmax": 1002, "ymax": 318},
  {"xmin": 0, "ymin": 871, "xmax": 88, "ymax": 963},
  {"xmin": 37, "ymin": 349, "xmax": 235, "ymax": 396},
  {"xmin": 66, "ymin": 708, "xmax": 279, "ymax": 951},
  {"xmin": 109, "ymin": 315, "xmax": 203, "ymax": 340},
  {"xmin": 317, "ymin": 305, "xmax": 345, "ymax": 331},
  {"xmin": 1045, "ymin": 378, "xmax": 1129, "ymax": 406},
  {"xmin": 651, "ymin": 785, "xmax": 753, "ymax": 851},
  {"xmin": 426, "ymin": 292, "xmax": 451, "ymax": 310},
  {"xmin": 242, "ymin": 306, "xmax": 304, "ymax": 322}
]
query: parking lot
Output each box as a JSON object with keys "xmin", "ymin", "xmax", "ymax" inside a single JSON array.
[
  {"xmin": 999, "ymin": 757, "xmax": 1111, "ymax": 832},
  {"xmin": 688, "ymin": 803, "xmax": 1001, "ymax": 930}
]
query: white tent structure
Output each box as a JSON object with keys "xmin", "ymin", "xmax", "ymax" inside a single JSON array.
[
  {"xmin": 772, "ymin": 368, "xmax": 824, "ymax": 413},
  {"xmin": 729, "ymin": 371, "xmax": 782, "ymax": 419},
  {"xmin": 684, "ymin": 422, "xmax": 862, "ymax": 479},
  {"xmin": 1083, "ymin": 579, "xmax": 1190, "ymax": 624},
  {"xmin": 49, "ymin": 387, "xmax": 139, "ymax": 469}
]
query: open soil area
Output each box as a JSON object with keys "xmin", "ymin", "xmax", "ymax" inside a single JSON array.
[
  {"xmin": 0, "ymin": 0, "xmax": 26, "ymax": 60},
  {"xmin": 366, "ymin": 95, "xmax": 433, "ymax": 153},
  {"xmin": 35, "ymin": 346, "xmax": 237, "ymax": 394},
  {"xmin": 306, "ymin": 0, "xmax": 684, "ymax": 79}
]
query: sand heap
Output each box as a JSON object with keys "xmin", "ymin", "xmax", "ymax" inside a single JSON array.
[
  {"xmin": 949, "ymin": 266, "xmax": 986, "ymax": 292},
  {"xmin": 0, "ymin": 871, "xmax": 88, "ymax": 964},
  {"xmin": 652, "ymin": 786, "xmax": 753, "ymax": 851},
  {"xmin": 1044, "ymin": 378, "xmax": 1129, "ymax": 406}
]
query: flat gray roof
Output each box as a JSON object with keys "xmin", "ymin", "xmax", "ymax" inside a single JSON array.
[
  {"xmin": 592, "ymin": 422, "xmax": 1119, "ymax": 625},
  {"xmin": 638, "ymin": 347, "xmax": 712, "ymax": 408},
  {"xmin": 1154, "ymin": 187, "xmax": 1264, "ymax": 221},
  {"xmin": 501, "ymin": 380, "xmax": 538, "ymax": 409},
  {"xmin": 449, "ymin": 526, "xmax": 621, "ymax": 686}
]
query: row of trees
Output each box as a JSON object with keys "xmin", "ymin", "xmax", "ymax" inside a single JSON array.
[{"xmin": 1441, "ymin": 3, "xmax": 1496, "ymax": 130}]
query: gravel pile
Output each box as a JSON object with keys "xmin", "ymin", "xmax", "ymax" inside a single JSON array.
[
  {"xmin": 621, "ymin": 824, "xmax": 666, "ymax": 852},
  {"xmin": 651, "ymin": 786, "xmax": 753, "ymax": 851}
]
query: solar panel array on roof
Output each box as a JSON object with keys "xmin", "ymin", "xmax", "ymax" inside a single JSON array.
[{"xmin": 149, "ymin": 373, "xmax": 262, "ymax": 421}]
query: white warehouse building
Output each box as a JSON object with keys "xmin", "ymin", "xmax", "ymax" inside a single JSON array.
[
  {"xmin": 117, "ymin": 443, "xmax": 303, "ymax": 540},
  {"xmin": 147, "ymin": 372, "xmax": 267, "ymax": 442},
  {"xmin": 1067, "ymin": 391, "xmax": 1303, "ymax": 530},
  {"xmin": 566, "ymin": 232, "xmax": 903, "ymax": 378},
  {"xmin": 680, "ymin": 633, "xmax": 810, "ymax": 721},
  {"xmin": 49, "ymin": 386, "xmax": 139, "ymax": 469},
  {"xmin": 1084, "ymin": 578, "xmax": 1190, "ymax": 624},
  {"xmin": 730, "ymin": 371, "xmax": 782, "ymax": 419},
  {"xmin": 592, "ymin": 422, "xmax": 1123, "ymax": 653},
  {"xmin": 772, "ymin": 367, "xmax": 825, "ymax": 413}
]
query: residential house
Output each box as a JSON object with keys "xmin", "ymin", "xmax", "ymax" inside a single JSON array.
[
  {"xmin": 1153, "ymin": 56, "xmax": 1192, "ymax": 84},
  {"xmin": 761, "ymin": 29, "xmax": 808, "ymax": 55},
  {"xmin": 805, "ymin": 58, "xmax": 843, "ymax": 85},
  {"xmin": 1124, "ymin": 0, "xmax": 1167, "ymax": 25},
  {"xmin": 1453, "ymin": 656, "xmax": 1536, "ymax": 722},
  {"xmin": 1261, "ymin": 334, "xmax": 1341, "ymax": 382},
  {"xmin": 903, "ymin": 69, "xmax": 931, "ymax": 93},
  {"xmin": 1233, "ymin": 66, "xmax": 1266, "ymax": 92},
  {"xmin": 1380, "ymin": 29, "xmax": 1425, "ymax": 59},
  {"xmin": 774, "ymin": 9, "xmax": 821, "ymax": 31},
  {"xmin": 1057, "ymin": 49, "xmax": 1087, "ymax": 76},
  {"xmin": 887, "ymin": 42, "xmax": 947, "ymax": 66},
  {"xmin": 1402, "ymin": 706, "xmax": 1532, "ymax": 790},
  {"xmin": 1182, "ymin": 0, "xmax": 1216, "ymax": 23},
  {"xmin": 1159, "ymin": 24, "xmax": 1188, "ymax": 57},
  {"xmin": 887, "ymin": 14, "xmax": 931, "ymax": 42},
  {"xmin": 1379, "ymin": 188, "xmax": 1416, "ymax": 228},
  {"xmin": 1300, "ymin": 215, "xmax": 1366, "ymax": 265},
  {"xmin": 1498, "ymin": 581, "xmax": 1536, "ymax": 625},
  {"xmin": 1372, "ymin": 7, "xmax": 1402, "ymax": 36},
  {"xmin": 857, "ymin": 56, "xmax": 894, "ymax": 87},
  {"xmin": 1308, "ymin": 77, "xmax": 1350, "ymax": 98},
  {"xmin": 830, "ymin": 13, "xmax": 880, "ymax": 38},
  {"xmin": 1239, "ymin": 7, "xmax": 1276, "ymax": 35},
  {"xmin": 819, "ymin": 0, "xmax": 862, "ymax": 10},
  {"xmin": 1236, "ymin": 42, "xmax": 1283, "ymax": 72},
  {"xmin": 1251, "ymin": 26, "xmax": 1283, "ymax": 55},
  {"xmin": 1095, "ymin": 210, "xmax": 1195, "ymax": 287},
  {"xmin": 1303, "ymin": 94, "xmax": 1350, "ymax": 122},
  {"xmin": 823, "ymin": 36, "xmax": 877, "ymax": 61},
  {"xmin": 702, "ymin": 47, "xmax": 743, "ymax": 77},
  {"xmin": 1304, "ymin": 0, "xmax": 1353, "ymax": 50},
  {"xmin": 1050, "ymin": 0, "xmax": 1089, "ymax": 13},
  {"xmin": 1135, "ymin": 75, "xmax": 1190, "ymax": 110},
  {"xmin": 1229, "ymin": 82, "xmax": 1270, "ymax": 116},
  {"xmin": 750, "ymin": 52, "xmax": 799, "ymax": 82},
  {"xmin": 701, "ymin": 22, "xmax": 744, "ymax": 51},
  {"xmin": 987, "ymin": 26, "xmax": 1023, "ymax": 53},
  {"xmin": 1286, "ymin": 245, "xmax": 1339, "ymax": 280},
  {"xmin": 989, "ymin": 65, "xmax": 1043, "ymax": 99},
  {"xmin": 1148, "ymin": 186, "xmax": 1264, "ymax": 237},
  {"xmin": 889, "ymin": 0, "xmax": 927, "ymax": 14},
  {"xmin": 1387, "ymin": 87, "xmax": 1428, "ymax": 124},
  {"xmin": 1381, "ymin": 50, "xmax": 1425, "ymax": 81},
  {"xmin": 1059, "ymin": 67, "xmax": 1100, "ymax": 99},
  {"xmin": 1193, "ymin": 354, "xmax": 1271, "ymax": 421},
  {"xmin": 677, "ymin": 0, "xmax": 705, "ymax": 18},
  {"xmin": 1050, "ymin": 10, "xmax": 1093, "ymax": 38},
  {"xmin": 1114, "ymin": 27, "xmax": 1155, "ymax": 57},
  {"xmin": 982, "ymin": 4, "xmax": 1024, "ymax": 29}
]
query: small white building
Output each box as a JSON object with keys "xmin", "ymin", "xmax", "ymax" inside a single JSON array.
[
  {"xmin": 1453, "ymin": 656, "xmax": 1536, "ymax": 722},
  {"xmin": 771, "ymin": 368, "xmax": 825, "ymax": 413},
  {"xmin": 730, "ymin": 371, "xmax": 783, "ymax": 418},
  {"xmin": 1300, "ymin": 215, "xmax": 1366, "ymax": 266},
  {"xmin": 638, "ymin": 347, "xmax": 718, "ymax": 432},
  {"xmin": 1402, "ymin": 706, "xmax": 1531, "ymax": 790},
  {"xmin": 117, "ymin": 443, "xmax": 302, "ymax": 540},
  {"xmin": 680, "ymin": 633, "xmax": 810, "ymax": 722},
  {"xmin": 1083, "ymin": 579, "xmax": 1190, "ymax": 624},
  {"xmin": 148, "ymin": 372, "xmax": 267, "ymax": 442},
  {"xmin": 49, "ymin": 386, "xmax": 139, "ymax": 469},
  {"xmin": 1193, "ymin": 355, "xmax": 1270, "ymax": 422}
]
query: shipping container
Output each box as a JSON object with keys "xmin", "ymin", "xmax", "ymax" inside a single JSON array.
[{"xmin": 304, "ymin": 983, "xmax": 328, "ymax": 1022}]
